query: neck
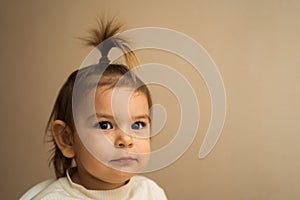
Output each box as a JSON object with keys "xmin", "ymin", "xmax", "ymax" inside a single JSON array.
[{"xmin": 70, "ymin": 168, "xmax": 127, "ymax": 190}]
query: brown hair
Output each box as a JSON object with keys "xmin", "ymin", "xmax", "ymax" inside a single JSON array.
[{"xmin": 46, "ymin": 19, "xmax": 152, "ymax": 178}]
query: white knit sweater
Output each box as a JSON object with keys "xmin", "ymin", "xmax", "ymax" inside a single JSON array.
[{"xmin": 28, "ymin": 171, "xmax": 167, "ymax": 200}]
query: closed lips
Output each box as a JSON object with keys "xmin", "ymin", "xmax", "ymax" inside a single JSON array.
[{"xmin": 110, "ymin": 157, "xmax": 138, "ymax": 163}]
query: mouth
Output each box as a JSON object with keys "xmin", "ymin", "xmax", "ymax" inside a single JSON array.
[{"xmin": 110, "ymin": 157, "xmax": 138, "ymax": 165}]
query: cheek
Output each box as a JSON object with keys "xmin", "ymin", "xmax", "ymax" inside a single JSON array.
[
  {"xmin": 135, "ymin": 139, "xmax": 151, "ymax": 153},
  {"xmin": 74, "ymin": 132, "xmax": 115, "ymax": 161}
]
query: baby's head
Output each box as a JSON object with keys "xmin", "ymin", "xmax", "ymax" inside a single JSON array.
[{"xmin": 46, "ymin": 20, "xmax": 152, "ymax": 188}]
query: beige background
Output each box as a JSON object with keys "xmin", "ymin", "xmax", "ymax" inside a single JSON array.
[{"xmin": 1, "ymin": 0, "xmax": 300, "ymax": 199}]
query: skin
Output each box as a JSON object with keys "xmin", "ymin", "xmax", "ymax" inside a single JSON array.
[{"xmin": 52, "ymin": 87, "xmax": 151, "ymax": 190}]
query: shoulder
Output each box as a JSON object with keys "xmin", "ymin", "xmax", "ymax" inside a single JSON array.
[
  {"xmin": 20, "ymin": 179, "xmax": 55, "ymax": 200},
  {"xmin": 22, "ymin": 177, "xmax": 76, "ymax": 200},
  {"xmin": 129, "ymin": 175, "xmax": 168, "ymax": 199}
]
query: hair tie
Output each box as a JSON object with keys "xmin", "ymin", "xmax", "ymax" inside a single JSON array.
[{"xmin": 99, "ymin": 56, "xmax": 110, "ymax": 65}]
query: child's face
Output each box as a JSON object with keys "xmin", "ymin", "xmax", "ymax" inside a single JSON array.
[{"xmin": 72, "ymin": 86, "xmax": 151, "ymax": 187}]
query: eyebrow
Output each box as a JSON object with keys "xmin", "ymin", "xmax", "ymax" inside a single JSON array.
[
  {"xmin": 132, "ymin": 114, "xmax": 151, "ymax": 122},
  {"xmin": 87, "ymin": 113, "xmax": 151, "ymax": 122},
  {"xmin": 86, "ymin": 113, "xmax": 113, "ymax": 122}
]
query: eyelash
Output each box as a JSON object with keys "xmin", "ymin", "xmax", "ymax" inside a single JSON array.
[
  {"xmin": 97, "ymin": 121, "xmax": 113, "ymax": 130},
  {"xmin": 131, "ymin": 121, "xmax": 146, "ymax": 130},
  {"xmin": 96, "ymin": 121, "xmax": 147, "ymax": 130}
]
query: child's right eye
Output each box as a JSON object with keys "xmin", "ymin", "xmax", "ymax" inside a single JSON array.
[{"xmin": 97, "ymin": 121, "xmax": 113, "ymax": 130}]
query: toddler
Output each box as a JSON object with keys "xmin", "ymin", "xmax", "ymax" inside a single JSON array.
[{"xmin": 21, "ymin": 19, "xmax": 167, "ymax": 200}]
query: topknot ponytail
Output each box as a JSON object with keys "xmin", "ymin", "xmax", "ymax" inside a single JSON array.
[{"xmin": 81, "ymin": 19, "xmax": 139, "ymax": 70}]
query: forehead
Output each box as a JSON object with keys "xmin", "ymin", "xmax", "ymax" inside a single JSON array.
[{"xmin": 95, "ymin": 87, "xmax": 149, "ymax": 116}]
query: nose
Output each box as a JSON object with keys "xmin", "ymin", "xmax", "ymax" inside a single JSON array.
[{"xmin": 114, "ymin": 131, "xmax": 133, "ymax": 149}]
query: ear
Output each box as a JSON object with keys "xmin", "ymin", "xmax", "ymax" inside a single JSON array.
[{"xmin": 52, "ymin": 120, "xmax": 75, "ymax": 158}]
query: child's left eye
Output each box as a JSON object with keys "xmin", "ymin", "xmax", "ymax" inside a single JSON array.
[{"xmin": 131, "ymin": 121, "xmax": 146, "ymax": 130}]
